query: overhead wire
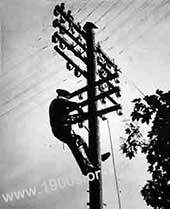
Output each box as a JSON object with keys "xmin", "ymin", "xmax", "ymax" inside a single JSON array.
[
  {"xmin": 1, "ymin": 0, "xmax": 118, "ymax": 102},
  {"xmin": 99, "ymin": 0, "xmax": 165, "ymax": 45},
  {"xmin": 0, "ymin": 4, "xmax": 152, "ymax": 209},
  {"xmin": 0, "ymin": 5, "xmax": 87, "ymax": 109},
  {"xmin": 94, "ymin": 0, "xmax": 120, "ymax": 24},
  {"xmin": 99, "ymin": 0, "xmax": 153, "ymax": 45},
  {"xmin": 0, "ymin": 54, "xmax": 66, "ymax": 117},
  {"xmin": 0, "ymin": 0, "xmax": 160, "ymax": 121},
  {"xmin": 0, "ymin": 63, "xmax": 66, "ymax": 119},
  {"xmin": 1, "ymin": 0, "xmax": 61, "ymax": 74},
  {"xmin": 0, "ymin": 29, "xmax": 53, "ymax": 78},
  {"xmin": 107, "ymin": 0, "xmax": 170, "ymax": 54},
  {"xmin": 100, "ymin": 71, "xmax": 146, "ymax": 209},
  {"xmin": 73, "ymin": 0, "xmax": 93, "ymax": 17},
  {"xmin": 0, "ymin": 17, "xmax": 59, "ymax": 103},
  {"xmin": 79, "ymin": 0, "xmax": 105, "ymax": 24},
  {"xmin": 0, "ymin": 44, "xmax": 54, "ymax": 105},
  {"xmin": 97, "ymin": 0, "xmax": 134, "ymax": 35},
  {"xmin": 106, "ymin": 115, "xmax": 122, "ymax": 209},
  {"xmin": 0, "ymin": 2, "xmax": 87, "ymax": 109}
]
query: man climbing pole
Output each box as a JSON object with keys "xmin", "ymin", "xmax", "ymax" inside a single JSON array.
[{"xmin": 49, "ymin": 89, "xmax": 110, "ymax": 176}]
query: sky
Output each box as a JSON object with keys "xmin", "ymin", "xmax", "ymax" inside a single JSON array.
[{"xmin": 0, "ymin": 0, "xmax": 170, "ymax": 209}]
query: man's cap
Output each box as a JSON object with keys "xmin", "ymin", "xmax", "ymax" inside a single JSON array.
[{"xmin": 56, "ymin": 89, "xmax": 71, "ymax": 98}]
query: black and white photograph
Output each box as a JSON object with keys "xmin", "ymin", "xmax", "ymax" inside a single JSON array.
[{"xmin": 0, "ymin": 1, "xmax": 170, "ymax": 209}]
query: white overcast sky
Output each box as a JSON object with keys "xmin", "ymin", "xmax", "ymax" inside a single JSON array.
[{"xmin": 0, "ymin": 0, "xmax": 170, "ymax": 209}]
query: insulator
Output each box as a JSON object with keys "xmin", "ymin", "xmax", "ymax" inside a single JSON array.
[
  {"xmin": 66, "ymin": 62, "xmax": 73, "ymax": 71},
  {"xmin": 100, "ymin": 97, "xmax": 106, "ymax": 104},
  {"xmin": 98, "ymin": 69, "xmax": 103, "ymax": 77},
  {"xmin": 70, "ymin": 42, "xmax": 77, "ymax": 50},
  {"xmin": 114, "ymin": 64, "xmax": 118, "ymax": 71},
  {"xmin": 67, "ymin": 10, "xmax": 74, "ymax": 22},
  {"xmin": 99, "ymin": 84, "xmax": 103, "ymax": 92},
  {"xmin": 107, "ymin": 58, "xmax": 115, "ymax": 69},
  {"xmin": 99, "ymin": 83, "xmax": 108, "ymax": 92},
  {"xmin": 98, "ymin": 68, "xmax": 104, "ymax": 77},
  {"xmin": 60, "ymin": 3, "xmax": 65, "ymax": 11},
  {"xmin": 59, "ymin": 27, "xmax": 65, "ymax": 35},
  {"xmin": 97, "ymin": 56, "xmax": 103, "ymax": 64},
  {"xmin": 77, "ymin": 22, "xmax": 81, "ymax": 30},
  {"xmin": 65, "ymin": 10, "xmax": 74, "ymax": 33},
  {"xmin": 67, "ymin": 10, "xmax": 71, "ymax": 16},
  {"xmin": 77, "ymin": 49, "xmax": 84, "ymax": 55},
  {"xmin": 59, "ymin": 16, "xmax": 65, "ymax": 24},
  {"xmin": 100, "ymin": 115, "xmax": 107, "ymax": 121},
  {"xmin": 97, "ymin": 54, "xmax": 105, "ymax": 64},
  {"xmin": 77, "ymin": 35, "xmax": 84, "ymax": 46},
  {"xmin": 115, "ymin": 91, "xmax": 121, "ymax": 98},
  {"xmin": 106, "ymin": 61, "xmax": 112, "ymax": 69},
  {"xmin": 70, "ymin": 27, "xmax": 75, "ymax": 34},
  {"xmin": 83, "ymin": 43, "xmax": 86, "ymax": 50},
  {"xmin": 115, "ymin": 86, "xmax": 120, "ymax": 92},
  {"xmin": 78, "ymin": 93, "xmax": 83, "ymax": 100},
  {"xmin": 77, "ymin": 34, "xmax": 81, "ymax": 42},
  {"xmin": 78, "ymin": 122, "xmax": 83, "ymax": 128},
  {"xmin": 59, "ymin": 41, "xmax": 66, "ymax": 50},
  {"xmin": 68, "ymin": 22, "xmax": 75, "ymax": 34},
  {"xmin": 114, "ymin": 78, "xmax": 120, "ymax": 84},
  {"xmin": 53, "ymin": 5, "xmax": 60, "ymax": 16},
  {"xmin": 77, "ymin": 49, "xmax": 81, "ymax": 55},
  {"xmin": 104, "ymin": 69, "xmax": 110, "ymax": 79},
  {"xmin": 52, "ymin": 19, "xmax": 59, "ymax": 27},
  {"xmin": 114, "ymin": 71, "xmax": 119, "ymax": 78},
  {"xmin": 51, "ymin": 35, "xmax": 58, "ymax": 43},
  {"xmin": 99, "ymin": 68, "xmax": 108, "ymax": 78},
  {"xmin": 116, "ymin": 109, "xmax": 123, "ymax": 116},
  {"xmin": 74, "ymin": 68, "xmax": 81, "ymax": 77},
  {"xmin": 108, "ymin": 83, "xmax": 114, "ymax": 91},
  {"xmin": 54, "ymin": 5, "xmax": 60, "ymax": 11}
]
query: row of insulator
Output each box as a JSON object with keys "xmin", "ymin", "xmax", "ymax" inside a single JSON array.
[
  {"xmin": 52, "ymin": 32, "xmax": 87, "ymax": 64},
  {"xmin": 97, "ymin": 67, "xmax": 120, "ymax": 84},
  {"xmin": 66, "ymin": 62, "xmax": 82, "ymax": 77},
  {"xmin": 97, "ymin": 55, "xmax": 120, "ymax": 77},
  {"xmin": 52, "ymin": 4, "xmax": 122, "ymax": 113},
  {"xmin": 98, "ymin": 83, "xmax": 121, "ymax": 97},
  {"xmin": 53, "ymin": 3, "xmax": 82, "ymax": 37}
]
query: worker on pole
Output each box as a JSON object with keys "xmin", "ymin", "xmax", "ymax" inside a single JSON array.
[{"xmin": 49, "ymin": 89, "xmax": 110, "ymax": 176}]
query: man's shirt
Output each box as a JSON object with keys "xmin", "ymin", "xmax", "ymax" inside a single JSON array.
[{"xmin": 49, "ymin": 98, "xmax": 82, "ymax": 128}]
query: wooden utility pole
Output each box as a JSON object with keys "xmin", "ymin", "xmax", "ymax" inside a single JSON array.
[
  {"xmin": 52, "ymin": 4, "xmax": 122, "ymax": 209},
  {"xmin": 83, "ymin": 22, "xmax": 103, "ymax": 209}
]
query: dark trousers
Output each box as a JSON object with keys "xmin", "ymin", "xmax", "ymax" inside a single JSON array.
[{"xmin": 52, "ymin": 125, "xmax": 91, "ymax": 175}]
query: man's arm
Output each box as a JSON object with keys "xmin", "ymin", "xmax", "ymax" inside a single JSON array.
[
  {"xmin": 68, "ymin": 101, "xmax": 84, "ymax": 114},
  {"xmin": 68, "ymin": 101, "xmax": 84, "ymax": 128}
]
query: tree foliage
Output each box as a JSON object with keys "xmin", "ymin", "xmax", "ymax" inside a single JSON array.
[{"xmin": 121, "ymin": 89, "xmax": 170, "ymax": 209}]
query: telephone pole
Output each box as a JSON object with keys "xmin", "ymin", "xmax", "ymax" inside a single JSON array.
[
  {"xmin": 84, "ymin": 22, "xmax": 102, "ymax": 209},
  {"xmin": 52, "ymin": 3, "xmax": 122, "ymax": 209}
]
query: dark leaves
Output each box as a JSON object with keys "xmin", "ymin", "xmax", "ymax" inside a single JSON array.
[{"xmin": 122, "ymin": 89, "xmax": 170, "ymax": 208}]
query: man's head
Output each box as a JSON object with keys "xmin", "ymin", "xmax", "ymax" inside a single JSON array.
[{"xmin": 56, "ymin": 89, "xmax": 71, "ymax": 100}]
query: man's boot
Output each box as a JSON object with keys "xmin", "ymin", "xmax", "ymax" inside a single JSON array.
[
  {"xmin": 79, "ymin": 137, "xmax": 110, "ymax": 162},
  {"xmin": 101, "ymin": 152, "xmax": 111, "ymax": 161},
  {"xmin": 67, "ymin": 137, "xmax": 97, "ymax": 176},
  {"xmin": 68, "ymin": 135, "xmax": 110, "ymax": 175},
  {"xmin": 77, "ymin": 144, "xmax": 99, "ymax": 175}
]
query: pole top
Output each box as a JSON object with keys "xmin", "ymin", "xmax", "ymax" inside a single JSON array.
[{"xmin": 83, "ymin": 22, "xmax": 98, "ymax": 31}]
